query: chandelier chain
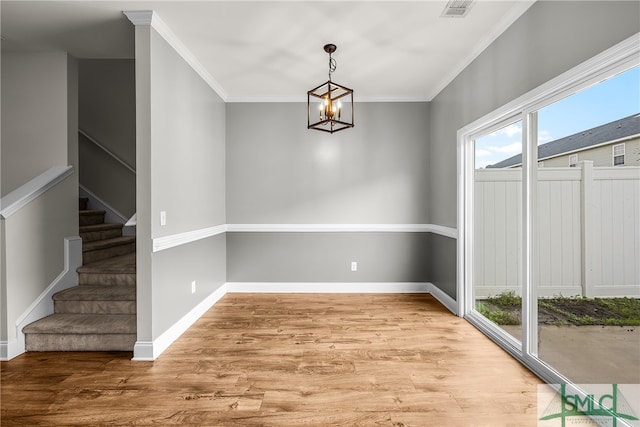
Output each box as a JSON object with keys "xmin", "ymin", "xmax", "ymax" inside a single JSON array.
[{"xmin": 328, "ymin": 53, "xmax": 337, "ymax": 81}]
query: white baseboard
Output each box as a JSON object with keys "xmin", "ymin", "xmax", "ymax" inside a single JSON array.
[
  {"xmin": 132, "ymin": 284, "xmax": 228, "ymax": 361},
  {"xmin": 131, "ymin": 341, "xmax": 154, "ymax": 361},
  {"xmin": 0, "ymin": 340, "xmax": 19, "ymax": 361},
  {"xmin": 2, "ymin": 237, "xmax": 83, "ymax": 361},
  {"xmin": 225, "ymin": 282, "xmax": 431, "ymax": 293},
  {"xmin": 426, "ymin": 283, "xmax": 458, "ymax": 315},
  {"xmin": 131, "ymin": 281, "xmax": 457, "ymax": 361}
]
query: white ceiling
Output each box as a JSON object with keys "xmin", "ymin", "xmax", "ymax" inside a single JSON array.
[{"xmin": 1, "ymin": 1, "xmax": 535, "ymax": 102}]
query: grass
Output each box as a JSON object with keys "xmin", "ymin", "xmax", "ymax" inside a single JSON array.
[
  {"xmin": 476, "ymin": 302, "xmax": 520, "ymax": 325},
  {"xmin": 487, "ymin": 291, "xmax": 521, "ymax": 308},
  {"xmin": 476, "ymin": 292, "xmax": 640, "ymax": 326}
]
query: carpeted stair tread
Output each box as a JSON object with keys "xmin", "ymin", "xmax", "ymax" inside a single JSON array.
[
  {"xmin": 80, "ymin": 223, "xmax": 124, "ymax": 242},
  {"xmin": 22, "ymin": 198, "xmax": 137, "ymax": 352},
  {"xmin": 79, "ymin": 209, "xmax": 106, "ymax": 215},
  {"xmin": 79, "ymin": 209, "xmax": 106, "ymax": 226},
  {"xmin": 80, "ymin": 223, "xmax": 123, "ymax": 233},
  {"xmin": 54, "ymin": 285, "xmax": 135, "ymax": 302},
  {"xmin": 82, "ymin": 235, "xmax": 136, "ymax": 252},
  {"xmin": 23, "ymin": 313, "xmax": 136, "ymax": 335},
  {"xmin": 78, "ymin": 253, "xmax": 136, "ymax": 274},
  {"xmin": 53, "ymin": 285, "xmax": 136, "ymax": 314}
]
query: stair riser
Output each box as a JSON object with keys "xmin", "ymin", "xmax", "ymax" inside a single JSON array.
[
  {"xmin": 79, "ymin": 198, "xmax": 89, "ymax": 210},
  {"xmin": 55, "ymin": 300, "xmax": 136, "ymax": 315},
  {"xmin": 83, "ymin": 243, "xmax": 136, "ymax": 264},
  {"xmin": 25, "ymin": 334, "xmax": 136, "ymax": 352},
  {"xmin": 80, "ymin": 228, "xmax": 123, "ymax": 242},
  {"xmin": 80, "ymin": 214, "xmax": 105, "ymax": 226},
  {"xmin": 79, "ymin": 273, "xmax": 136, "ymax": 286}
]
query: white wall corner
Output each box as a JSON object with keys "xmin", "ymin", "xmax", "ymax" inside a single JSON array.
[
  {"xmin": 8, "ymin": 236, "xmax": 82, "ymax": 360},
  {"xmin": 122, "ymin": 10, "xmax": 228, "ymax": 101},
  {"xmin": 132, "ymin": 284, "xmax": 228, "ymax": 361}
]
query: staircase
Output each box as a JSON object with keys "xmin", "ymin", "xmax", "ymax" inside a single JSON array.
[{"xmin": 23, "ymin": 198, "xmax": 136, "ymax": 352}]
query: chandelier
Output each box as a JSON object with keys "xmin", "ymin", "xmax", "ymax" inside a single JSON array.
[{"xmin": 307, "ymin": 44, "xmax": 354, "ymax": 133}]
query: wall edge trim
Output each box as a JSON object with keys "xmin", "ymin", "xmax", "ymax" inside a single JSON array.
[
  {"xmin": 0, "ymin": 166, "xmax": 73, "ymax": 219},
  {"xmin": 227, "ymin": 223, "xmax": 458, "ymax": 237},
  {"xmin": 152, "ymin": 223, "xmax": 458, "ymax": 252},
  {"xmin": 153, "ymin": 224, "xmax": 227, "ymax": 252}
]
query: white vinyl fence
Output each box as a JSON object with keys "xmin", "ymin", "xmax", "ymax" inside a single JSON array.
[{"xmin": 475, "ymin": 161, "xmax": 640, "ymax": 298}]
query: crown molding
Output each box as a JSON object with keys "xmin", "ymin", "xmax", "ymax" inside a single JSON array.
[
  {"xmin": 122, "ymin": 10, "xmax": 153, "ymax": 26},
  {"xmin": 426, "ymin": 0, "xmax": 536, "ymax": 101},
  {"xmin": 226, "ymin": 95, "xmax": 430, "ymax": 103},
  {"xmin": 123, "ymin": 10, "xmax": 228, "ymax": 101}
]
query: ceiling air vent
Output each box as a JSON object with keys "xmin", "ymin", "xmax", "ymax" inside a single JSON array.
[{"xmin": 441, "ymin": 0, "xmax": 474, "ymax": 18}]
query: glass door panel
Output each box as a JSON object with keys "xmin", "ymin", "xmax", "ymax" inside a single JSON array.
[
  {"xmin": 473, "ymin": 120, "xmax": 523, "ymax": 343},
  {"xmin": 533, "ymin": 66, "xmax": 640, "ymax": 384}
]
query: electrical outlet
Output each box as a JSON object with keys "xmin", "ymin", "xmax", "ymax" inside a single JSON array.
[
  {"xmin": 191, "ymin": 281, "xmax": 196, "ymax": 294},
  {"xmin": 160, "ymin": 211, "xmax": 167, "ymax": 226},
  {"xmin": 351, "ymin": 261, "xmax": 358, "ymax": 272}
]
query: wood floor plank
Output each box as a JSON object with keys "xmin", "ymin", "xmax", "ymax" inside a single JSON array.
[{"xmin": 1, "ymin": 294, "xmax": 543, "ymax": 426}]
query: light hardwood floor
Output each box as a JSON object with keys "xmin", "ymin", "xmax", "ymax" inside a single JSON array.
[{"xmin": 1, "ymin": 294, "xmax": 543, "ymax": 426}]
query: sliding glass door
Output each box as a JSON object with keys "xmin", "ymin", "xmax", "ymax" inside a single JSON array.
[
  {"xmin": 473, "ymin": 120, "xmax": 523, "ymax": 345},
  {"xmin": 533, "ymin": 67, "xmax": 640, "ymax": 385},
  {"xmin": 460, "ymin": 37, "xmax": 639, "ymax": 386}
]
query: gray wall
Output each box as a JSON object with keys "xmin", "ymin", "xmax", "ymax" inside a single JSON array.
[
  {"xmin": 0, "ymin": 52, "xmax": 78, "ymax": 342},
  {"xmin": 429, "ymin": 1, "xmax": 640, "ymax": 298},
  {"xmin": 227, "ymin": 232, "xmax": 431, "ymax": 283},
  {"xmin": 151, "ymin": 32, "xmax": 226, "ymax": 237},
  {"xmin": 227, "ymin": 102, "xmax": 429, "ymax": 224},
  {"xmin": 153, "ymin": 235, "xmax": 226, "ymax": 334},
  {"xmin": 226, "ymin": 102, "xmax": 431, "ymax": 284},
  {"xmin": 2, "ymin": 177, "xmax": 77, "ymax": 343},
  {"xmin": 1, "ymin": 52, "xmax": 72, "ymax": 196},
  {"xmin": 78, "ymin": 59, "xmax": 136, "ymax": 217},
  {"xmin": 134, "ymin": 25, "xmax": 226, "ymax": 343}
]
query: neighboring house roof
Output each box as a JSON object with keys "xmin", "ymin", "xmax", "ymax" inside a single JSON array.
[{"xmin": 487, "ymin": 113, "xmax": 640, "ymax": 168}]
